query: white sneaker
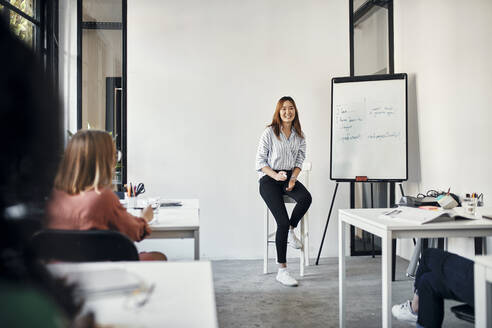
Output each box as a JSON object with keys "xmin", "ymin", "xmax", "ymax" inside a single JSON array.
[
  {"xmin": 287, "ymin": 229, "xmax": 303, "ymax": 249},
  {"xmin": 276, "ymin": 269, "xmax": 298, "ymax": 287},
  {"xmin": 392, "ymin": 300, "xmax": 417, "ymax": 324}
]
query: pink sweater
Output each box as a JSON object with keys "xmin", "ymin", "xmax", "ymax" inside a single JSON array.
[{"xmin": 45, "ymin": 187, "xmax": 148, "ymax": 242}]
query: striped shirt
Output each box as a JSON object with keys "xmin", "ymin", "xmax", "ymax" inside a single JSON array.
[{"xmin": 255, "ymin": 126, "xmax": 306, "ymax": 179}]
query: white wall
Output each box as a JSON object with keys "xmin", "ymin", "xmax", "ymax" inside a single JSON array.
[
  {"xmin": 394, "ymin": 0, "xmax": 492, "ymax": 260},
  {"xmin": 127, "ymin": 0, "xmax": 349, "ymax": 259}
]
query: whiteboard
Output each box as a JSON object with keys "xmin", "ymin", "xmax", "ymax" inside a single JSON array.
[{"xmin": 330, "ymin": 74, "xmax": 407, "ymax": 181}]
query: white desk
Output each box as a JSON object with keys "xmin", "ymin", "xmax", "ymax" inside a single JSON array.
[
  {"xmin": 130, "ymin": 199, "xmax": 200, "ymax": 260},
  {"xmin": 474, "ymin": 255, "xmax": 492, "ymax": 327},
  {"xmin": 49, "ymin": 261, "xmax": 218, "ymax": 328},
  {"xmin": 338, "ymin": 208, "xmax": 492, "ymax": 328}
]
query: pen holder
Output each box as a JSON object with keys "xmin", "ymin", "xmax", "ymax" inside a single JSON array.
[
  {"xmin": 462, "ymin": 197, "xmax": 477, "ymax": 215},
  {"xmin": 127, "ymin": 196, "xmax": 138, "ymax": 209}
]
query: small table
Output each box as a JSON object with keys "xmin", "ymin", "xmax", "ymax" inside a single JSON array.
[
  {"xmin": 474, "ymin": 255, "xmax": 492, "ymax": 327},
  {"xmin": 338, "ymin": 208, "xmax": 492, "ymax": 328},
  {"xmin": 49, "ymin": 261, "xmax": 218, "ymax": 328},
  {"xmin": 147, "ymin": 199, "xmax": 200, "ymax": 260}
]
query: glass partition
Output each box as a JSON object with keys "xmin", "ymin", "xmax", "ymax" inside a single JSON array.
[
  {"xmin": 350, "ymin": 0, "xmax": 393, "ymax": 256},
  {"xmin": 79, "ymin": 0, "xmax": 126, "ymax": 190}
]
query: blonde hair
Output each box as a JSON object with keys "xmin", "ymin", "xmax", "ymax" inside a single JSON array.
[{"xmin": 54, "ymin": 130, "xmax": 115, "ymax": 194}]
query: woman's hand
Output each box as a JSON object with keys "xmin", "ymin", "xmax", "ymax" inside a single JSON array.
[
  {"xmin": 275, "ymin": 171, "xmax": 288, "ymax": 181},
  {"xmin": 141, "ymin": 221, "xmax": 152, "ymax": 239},
  {"xmin": 144, "ymin": 222, "xmax": 152, "ymax": 237},
  {"xmin": 142, "ymin": 205, "xmax": 154, "ymax": 222},
  {"xmin": 286, "ymin": 178, "xmax": 296, "ymax": 191}
]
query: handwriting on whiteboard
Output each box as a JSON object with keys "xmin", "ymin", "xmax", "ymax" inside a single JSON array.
[{"xmin": 334, "ymin": 98, "xmax": 401, "ymax": 143}]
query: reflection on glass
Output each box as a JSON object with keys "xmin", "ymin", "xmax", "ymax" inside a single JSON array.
[
  {"xmin": 353, "ymin": 0, "xmax": 366, "ymax": 12},
  {"xmin": 354, "ymin": 5, "xmax": 388, "ymax": 75},
  {"xmin": 9, "ymin": 0, "xmax": 33, "ymax": 16},
  {"xmin": 354, "ymin": 228, "xmax": 381, "ymax": 252},
  {"xmin": 10, "ymin": 11, "xmax": 34, "ymax": 47},
  {"xmin": 83, "ymin": 0, "xmax": 122, "ymax": 23},
  {"xmin": 81, "ymin": 0, "xmax": 124, "ymax": 189},
  {"xmin": 82, "ymin": 29, "xmax": 122, "ymax": 130}
]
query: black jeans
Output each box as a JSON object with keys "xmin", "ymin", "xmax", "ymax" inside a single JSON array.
[
  {"xmin": 415, "ymin": 248, "xmax": 474, "ymax": 328},
  {"xmin": 259, "ymin": 170, "xmax": 312, "ymax": 264}
]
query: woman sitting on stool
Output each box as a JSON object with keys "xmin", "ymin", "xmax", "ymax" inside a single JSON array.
[{"xmin": 255, "ymin": 96, "xmax": 312, "ymax": 287}]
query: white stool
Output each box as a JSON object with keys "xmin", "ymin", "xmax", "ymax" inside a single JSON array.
[{"xmin": 263, "ymin": 162, "xmax": 311, "ymax": 276}]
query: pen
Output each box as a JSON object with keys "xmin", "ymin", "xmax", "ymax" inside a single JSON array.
[
  {"xmin": 383, "ymin": 209, "xmax": 401, "ymax": 216},
  {"xmin": 384, "ymin": 209, "xmax": 397, "ymax": 216}
]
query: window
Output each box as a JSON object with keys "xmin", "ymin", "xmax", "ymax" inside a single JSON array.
[
  {"xmin": 1, "ymin": 0, "xmax": 37, "ymax": 48},
  {"xmin": 0, "ymin": 0, "xmax": 59, "ymax": 85}
]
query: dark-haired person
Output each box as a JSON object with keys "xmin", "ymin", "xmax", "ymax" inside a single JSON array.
[
  {"xmin": 0, "ymin": 16, "xmax": 93, "ymax": 327},
  {"xmin": 392, "ymin": 248, "xmax": 474, "ymax": 328},
  {"xmin": 255, "ymin": 96, "xmax": 312, "ymax": 287}
]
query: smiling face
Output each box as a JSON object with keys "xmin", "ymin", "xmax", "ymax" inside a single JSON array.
[{"xmin": 279, "ymin": 100, "xmax": 296, "ymax": 124}]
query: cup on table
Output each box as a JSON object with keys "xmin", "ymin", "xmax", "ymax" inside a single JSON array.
[
  {"xmin": 152, "ymin": 197, "xmax": 161, "ymax": 215},
  {"xmin": 462, "ymin": 197, "xmax": 478, "ymax": 215},
  {"xmin": 143, "ymin": 197, "xmax": 161, "ymax": 215}
]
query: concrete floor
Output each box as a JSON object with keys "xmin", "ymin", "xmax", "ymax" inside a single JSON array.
[{"xmin": 212, "ymin": 256, "xmax": 473, "ymax": 328}]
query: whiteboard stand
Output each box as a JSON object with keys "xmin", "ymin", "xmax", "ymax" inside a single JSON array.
[
  {"xmin": 315, "ymin": 182, "xmax": 339, "ymax": 265},
  {"xmin": 317, "ymin": 74, "xmax": 408, "ymax": 281}
]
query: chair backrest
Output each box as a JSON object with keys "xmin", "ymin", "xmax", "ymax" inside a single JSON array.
[
  {"xmin": 31, "ymin": 229, "xmax": 139, "ymax": 262},
  {"xmin": 299, "ymin": 161, "xmax": 311, "ymax": 186}
]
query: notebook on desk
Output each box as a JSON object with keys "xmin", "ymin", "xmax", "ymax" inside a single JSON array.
[
  {"xmin": 62, "ymin": 268, "xmax": 143, "ymax": 297},
  {"xmin": 380, "ymin": 206, "xmax": 478, "ymax": 225}
]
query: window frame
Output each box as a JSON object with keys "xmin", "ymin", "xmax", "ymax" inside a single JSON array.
[{"xmin": 0, "ymin": 0, "xmax": 59, "ymax": 88}]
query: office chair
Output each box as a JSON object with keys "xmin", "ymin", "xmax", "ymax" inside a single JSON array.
[
  {"xmin": 31, "ymin": 229, "xmax": 139, "ymax": 262},
  {"xmin": 450, "ymin": 304, "xmax": 474, "ymax": 324}
]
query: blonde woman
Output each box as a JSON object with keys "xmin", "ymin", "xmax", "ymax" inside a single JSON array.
[{"xmin": 45, "ymin": 130, "xmax": 165, "ymax": 261}]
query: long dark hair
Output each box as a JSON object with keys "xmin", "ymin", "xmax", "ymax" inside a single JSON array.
[
  {"xmin": 268, "ymin": 96, "xmax": 304, "ymax": 139},
  {"xmin": 0, "ymin": 17, "xmax": 93, "ymax": 327}
]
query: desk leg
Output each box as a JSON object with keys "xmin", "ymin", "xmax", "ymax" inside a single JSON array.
[
  {"xmin": 194, "ymin": 230, "xmax": 200, "ymax": 260},
  {"xmin": 339, "ymin": 220, "xmax": 346, "ymax": 328},
  {"xmin": 382, "ymin": 231, "xmax": 392, "ymax": 328},
  {"xmin": 475, "ymin": 263, "xmax": 488, "ymax": 327}
]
